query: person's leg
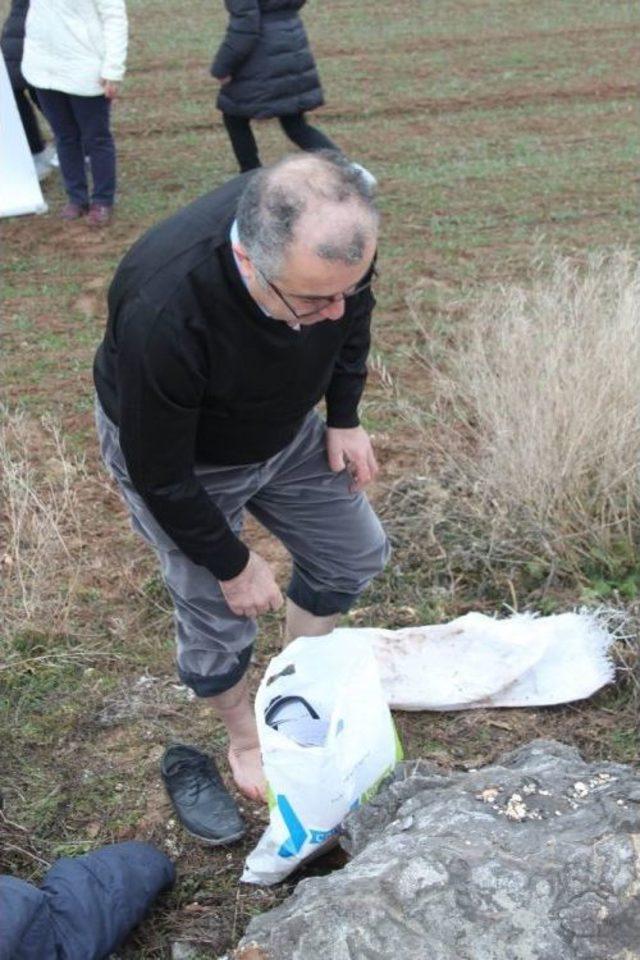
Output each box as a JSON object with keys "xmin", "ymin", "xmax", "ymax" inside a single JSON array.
[
  {"xmin": 94, "ymin": 399, "xmax": 266, "ymax": 801},
  {"xmin": 13, "ymin": 87, "xmax": 45, "ymax": 154},
  {"xmin": 283, "ymin": 598, "xmax": 339, "ymax": 646},
  {"xmin": 35, "ymin": 88, "xmax": 88, "ymax": 208},
  {"xmin": 27, "ymin": 85, "xmax": 45, "ymax": 120},
  {"xmin": 248, "ymin": 412, "xmax": 390, "ymax": 641},
  {"xmin": 69, "ymin": 94, "xmax": 116, "ymax": 207},
  {"xmin": 278, "ymin": 112, "xmax": 338, "ymax": 153},
  {"xmin": 207, "ymin": 672, "xmax": 265, "ymax": 801},
  {"xmin": 222, "ymin": 113, "xmax": 261, "ymax": 172}
]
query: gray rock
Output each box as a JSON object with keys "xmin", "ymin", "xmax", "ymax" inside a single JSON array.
[{"xmin": 236, "ymin": 741, "xmax": 640, "ymax": 960}]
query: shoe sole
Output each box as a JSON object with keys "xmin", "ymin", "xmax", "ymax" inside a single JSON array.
[{"xmin": 181, "ymin": 823, "xmax": 246, "ymax": 846}]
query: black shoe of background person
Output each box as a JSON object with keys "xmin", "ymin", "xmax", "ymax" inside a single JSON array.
[{"xmin": 160, "ymin": 744, "xmax": 246, "ymax": 845}]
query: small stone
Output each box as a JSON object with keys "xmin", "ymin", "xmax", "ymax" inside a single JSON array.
[
  {"xmin": 135, "ymin": 675, "xmax": 155, "ymax": 688},
  {"xmin": 164, "ymin": 836, "xmax": 182, "ymax": 858},
  {"xmin": 477, "ymin": 787, "xmax": 500, "ymax": 803},
  {"xmin": 505, "ymin": 794, "xmax": 528, "ymax": 821},
  {"xmin": 171, "ymin": 942, "xmax": 203, "ymax": 960}
]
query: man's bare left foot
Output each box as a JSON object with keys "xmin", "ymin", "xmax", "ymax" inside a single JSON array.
[{"xmin": 228, "ymin": 744, "xmax": 267, "ymax": 803}]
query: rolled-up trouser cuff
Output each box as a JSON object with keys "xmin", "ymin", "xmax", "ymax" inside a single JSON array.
[
  {"xmin": 177, "ymin": 643, "xmax": 253, "ymax": 697},
  {"xmin": 287, "ymin": 569, "xmax": 358, "ymax": 616}
]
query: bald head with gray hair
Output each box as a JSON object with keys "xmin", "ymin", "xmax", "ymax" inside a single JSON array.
[{"xmin": 236, "ymin": 151, "xmax": 379, "ymax": 282}]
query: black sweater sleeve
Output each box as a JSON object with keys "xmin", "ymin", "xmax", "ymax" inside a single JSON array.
[
  {"xmin": 210, "ymin": 0, "xmax": 261, "ymax": 79},
  {"xmin": 116, "ymin": 296, "xmax": 250, "ymax": 581},
  {"xmin": 324, "ymin": 286, "xmax": 375, "ymax": 428}
]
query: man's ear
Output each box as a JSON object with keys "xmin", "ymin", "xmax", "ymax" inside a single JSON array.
[{"xmin": 232, "ymin": 242, "xmax": 255, "ymax": 283}]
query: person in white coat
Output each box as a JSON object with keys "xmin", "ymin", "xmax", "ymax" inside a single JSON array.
[{"xmin": 22, "ymin": 0, "xmax": 128, "ymax": 225}]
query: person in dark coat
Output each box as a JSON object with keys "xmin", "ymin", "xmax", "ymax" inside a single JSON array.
[
  {"xmin": 211, "ymin": 0, "xmax": 338, "ymax": 172},
  {"xmin": 0, "ymin": 841, "xmax": 175, "ymax": 960},
  {"xmin": 0, "ymin": 0, "xmax": 53, "ymax": 179}
]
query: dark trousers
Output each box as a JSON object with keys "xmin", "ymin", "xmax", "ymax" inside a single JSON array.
[
  {"xmin": 222, "ymin": 112, "xmax": 338, "ymax": 172},
  {"xmin": 36, "ymin": 89, "xmax": 116, "ymax": 206},
  {"xmin": 13, "ymin": 85, "xmax": 46, "ymax": 154}
]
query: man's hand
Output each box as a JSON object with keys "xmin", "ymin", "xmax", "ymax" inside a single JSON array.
[
  {"xmin": 217, "ymin": 75, "xmax": 232, "ymax": 85},
  {"xmin": 219, "ymin": 550, "xmax": 283, "ymax": 618},
  {"xmin": 100, "ymin": 79, "xmax": 119, "ymax": 99},
  {"xmin": 326, "ymin": 426, "xmax": 379, "ymax": 492}
]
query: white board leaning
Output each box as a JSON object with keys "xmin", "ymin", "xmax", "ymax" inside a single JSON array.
[{"xmin": 0, "ymin": 51, "xmax": 47, "ymax": 218}]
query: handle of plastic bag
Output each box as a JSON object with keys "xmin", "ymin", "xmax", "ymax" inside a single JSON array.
[{"xmin": 264, "ymin": 694, "xmax": 321, "ymax": 728}]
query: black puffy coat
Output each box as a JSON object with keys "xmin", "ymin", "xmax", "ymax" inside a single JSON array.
[
  {"xmin": 0, "ymin": 0, "xmax": 29, "ymax": 88},
  {"xmin": 211, "ymin": 0, "xmax": 324, "ymax": 118}
]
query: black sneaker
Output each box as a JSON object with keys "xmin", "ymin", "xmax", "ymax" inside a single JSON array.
[{"xmin": 160, "ymin": 744, "xmax": 245, "ymax": 845}]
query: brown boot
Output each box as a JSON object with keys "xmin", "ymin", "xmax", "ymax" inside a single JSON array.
[
  {"xmin": 59, "ymin": 202, "xmax": 88, "ymax": 220},
  {"xmin": 87, "ymin": 203, "xmax": 113, "ymax": 227}
]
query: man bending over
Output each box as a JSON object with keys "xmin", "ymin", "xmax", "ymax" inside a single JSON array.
[{"xmin": 93, "ymin": 151, "xmax": 389, "ymax": 843}]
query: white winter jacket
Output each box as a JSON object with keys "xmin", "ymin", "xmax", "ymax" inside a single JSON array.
[{"xmin": 22, "ymin": 0, "xmax": 128, "ymax": 97}]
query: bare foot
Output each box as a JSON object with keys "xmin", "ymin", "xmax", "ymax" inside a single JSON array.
[{"xmin": 228, "ymin": 744, "xmax": 267, "ymax": 803}]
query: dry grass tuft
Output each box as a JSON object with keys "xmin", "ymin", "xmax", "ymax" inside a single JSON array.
[
  {"xmin": 419, "ymin": 250, "xmax": 640, "ymax": 585},
  {"xmin": 0, "ymin": 409, "xmax": 88, "ymax": 659}
]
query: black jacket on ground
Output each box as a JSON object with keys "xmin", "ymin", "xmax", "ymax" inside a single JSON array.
[
  {"xmin": 211, "ymin": 0, "xmax": 324, "ymax": 118},
  {"xmin": 93, "ymin": 173, "xmax": 375, "ymax": 581},
  {"xmin": 1, "ymin": 0, "xmax": 29, "ymax": 88}
]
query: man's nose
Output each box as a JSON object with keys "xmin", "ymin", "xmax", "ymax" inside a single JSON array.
[{"xmin": 322, "ymin": 296, "xmax": 345, "ymax": 321}]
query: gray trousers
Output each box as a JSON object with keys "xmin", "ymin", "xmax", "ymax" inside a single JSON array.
[{"xmin": 96, "ymin": 400, "xmax": 390, "ymax": 696}]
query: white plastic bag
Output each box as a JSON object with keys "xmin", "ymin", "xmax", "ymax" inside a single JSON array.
[{"xmin": 242, "ymin": 633, "xmax": 402, "ymax": 886}]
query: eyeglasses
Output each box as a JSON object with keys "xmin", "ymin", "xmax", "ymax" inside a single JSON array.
[{"xmin": 259, "ymin": 265, "xmax": 378, "ymax": 320}]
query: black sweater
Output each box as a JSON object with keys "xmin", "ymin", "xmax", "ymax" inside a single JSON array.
[{"xmin": 93, "ymin": 174, "xmax": 374, "ymax": 580}]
